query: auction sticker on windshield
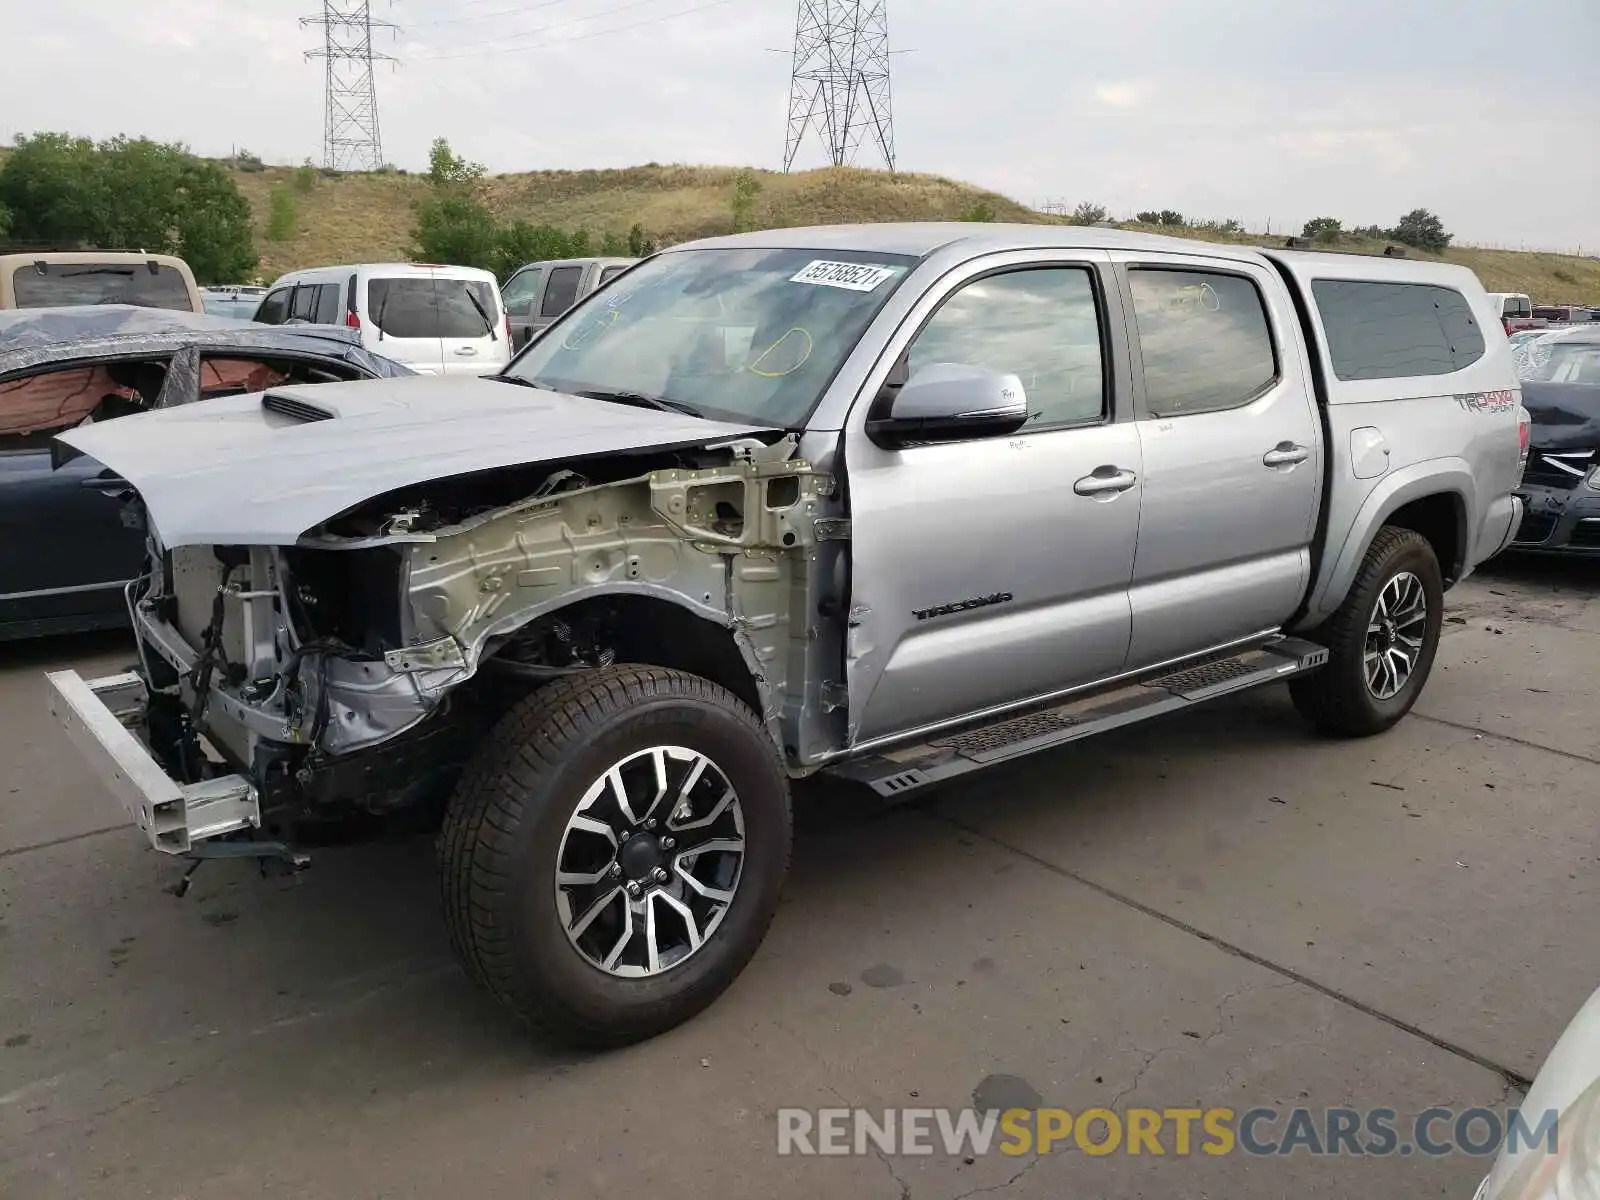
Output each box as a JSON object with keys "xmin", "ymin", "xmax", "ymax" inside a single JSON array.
[{"xmin": 790, "ymin": 260, "xmax": 900, "ymax": 291}]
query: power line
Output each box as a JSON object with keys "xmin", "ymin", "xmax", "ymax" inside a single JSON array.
[
  {"xmin": 407, "ymin": 0, "xmax": 586, "ymax": 30},
  {"xmin": 784, "ymin": 0, "xmax": 895, "ymax": 172},
  {"xmin": 412, "ymin": 0, "xmax": 733, "ymax": 61},
  {"xmin": 414, "ymin": 0, "xmax": 675, "ymax": 54},
  {"xmin": 302, "ymin": 1, "xmax": 398, "ymax": 172}
]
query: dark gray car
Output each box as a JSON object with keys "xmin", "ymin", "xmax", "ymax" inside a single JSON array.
[{"xmin": 0, "ymin": 305, "xmax": 413, "ymax": 639}]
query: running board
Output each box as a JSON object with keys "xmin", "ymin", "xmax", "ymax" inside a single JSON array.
[{"xmin": 824, "ymin": 637, "xmax": 1328, "ymax": 798}]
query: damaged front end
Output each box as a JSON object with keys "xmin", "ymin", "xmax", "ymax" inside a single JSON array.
[{"xmin": 55, "ymin": 433, "xmax": 835, "ymax": 856}]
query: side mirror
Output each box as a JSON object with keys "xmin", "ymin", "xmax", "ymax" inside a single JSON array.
[{"xmin": 866, "ymin": 363, "xmax": 1028, "ymax": 448}]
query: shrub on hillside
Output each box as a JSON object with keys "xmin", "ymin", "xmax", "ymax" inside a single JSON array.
[
  {"xmin": 1302, "ymin": 217, "xmax": 1342, "ymax": 244},
  {"xmin": 1392, "ymin": 208, "xmax": 1451, "ymax": 253},
  {"xmin": 267, "ymin": 188, "xmax": 297, "ymax": 242}
]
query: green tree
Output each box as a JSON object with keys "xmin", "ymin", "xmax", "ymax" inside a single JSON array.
[
  {"xmin": 172, "ymin": 156, "xmax": 259, "ymax": 281},
  {"xmin": 1391, "ymin": 208, "xmax": 1451, "ymax": 253},
  {"xmin": 1302, "ymin": 216, "xmax": 1342, "ymax": 244},
  {"xmin": 1137, "ymin": 209, "xmax": 1185, "ymax": 227},
  {"xmin": 267, "ymin": 187, "xmax": 298, "ymax": 242},
  {"xmin": 492, "ymin": 220, "xmax": 575, "ymax": 281},
  {"xmin": 0, "ymin": 132, "xmax": 256, "ymax": 282},
  {"xmin": 412, "ymin": 137, "xmax": 498, "ymax": 270},
  {"xmin": 0, "ymin": 133, "xmax": 108, "ymax": 246},
  {"xmin": 413, "ymin": 193, "xmax": 500, "ymax": 271},
  {"xmin": 0, "ymin": 201, "xmax": 11, "ymax": 241},
  {"xmin": 960, "ymin": 201, "xmax": 997, "ymax": 222},
  {"xmin": 427, "ymin": 137, "xmax": 485, "ymax": 189},
  {"xmin": 1069, "ymin": 201, "xmax": 1108, "ymax": 226},
  {"xmin": 730, "ymin": 170, "xmax": 763, "ymax": 232}
]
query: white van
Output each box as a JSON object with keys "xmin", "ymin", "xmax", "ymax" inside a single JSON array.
[{"xmin": 254, "ymin": 263, "xmax": 510, "ymax": 375}]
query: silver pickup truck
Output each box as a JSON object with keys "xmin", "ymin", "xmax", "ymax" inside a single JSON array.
[{"xmin": 46, "ymin": 224, "xmax": 1528, "ymax": 1048}]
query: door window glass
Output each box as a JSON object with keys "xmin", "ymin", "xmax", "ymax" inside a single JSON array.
[
  {"xmin": 255, "ymin": 287, "xmax": 291, "ymax": 325},
  {"xmin": 1128, "ymin": 269, "xmax": 1278, "ymax": 417},
  {"xmin": 288, "ymin": 284, "xmax": 320, "ymax": 323},
  {"xmin": 540, "ymin": 266, "xmax": 584, "ymax": 318},
  {"xmin": 904, "ymin": 266, "xmax": 1106, "ymax": 430},
  {"xmin": 0, "ymin": 361, "xmax": 165, "ymax": 446},
  {"xmin": 501, "ymin": 268, "xmax": 544, "ymax": 315}
]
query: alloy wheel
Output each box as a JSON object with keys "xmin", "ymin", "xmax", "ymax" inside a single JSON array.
[{"xmin": 554, "ymin": 745, "xmax": 746, "ymax": 978}]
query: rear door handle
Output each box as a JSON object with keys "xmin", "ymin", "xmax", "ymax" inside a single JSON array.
[
  {"xmin": 1073, "ymin": 467, "xmax": 1139, "ymax": 496},
  {"xmin": 1263, "ymin": 442, "xmax": 1309, "ymax": 467}
]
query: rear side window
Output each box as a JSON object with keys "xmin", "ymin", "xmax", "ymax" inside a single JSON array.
[
  {"xmin": 1311, "ymin": 280, "xmax": 1486, "ymax": 381},
  {"xmin": 255, "ymin": 287, "xmax": 291, "ymax": 325},
  {"xmin": 289, "ymin": 285, "xmax": 320, "ymax": 323},
  {"xmin": 1128, "ymin": 268, "xmax": 1278, "ymax": 417},
  {"xmin": 9, "ymin": 262, "xmax": 192, "ymax": 310},
  {"xmin": 313, "ymin": 284, "xmax": 341, "ymax": 325},
  {"xmin": 367, "ymin": 277, "xmax": 499, "ymax": 339},
  {"xmin": 541, "ymin": 266, "xmax": 583, "ymax": 318},
  {"xmin": 599, "ymin": 265, "xmax": 629, "ymax": 285}
]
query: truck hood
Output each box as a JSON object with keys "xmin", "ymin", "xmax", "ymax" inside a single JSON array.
[{"xmin": 56, "ymin": 374, "xmax": 779, "ymax": 547}]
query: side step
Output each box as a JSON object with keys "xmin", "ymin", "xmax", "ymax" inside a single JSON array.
[{"xmin": 824, "ymin": 636, "xmax": 1328, "ymax": 798}]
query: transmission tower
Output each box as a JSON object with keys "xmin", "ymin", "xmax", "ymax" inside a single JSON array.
[
  {"xmin": 302, "ymin": 2, "xmax": 397, "ymax": 172},
  {"xmin": 783, "ymin": 0, "xmax": 895, "ymax": 173}
]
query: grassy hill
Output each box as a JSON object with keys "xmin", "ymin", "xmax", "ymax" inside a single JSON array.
[{"xmin": 235, "ymin": 161, "xmax": 1600, "ymax": 300}]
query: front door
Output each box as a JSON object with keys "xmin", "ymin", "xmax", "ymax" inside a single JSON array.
[
  {"xmin": 0, "ymin": 360, "xmax": 165, "ymax": 628},
  {"xmin": 1111, "ymin": 255, "xmax": 1322, "ymax": 667},
  {"xmin": 841, "ymin": 253, "xmax": 1144, "ymax": 745}
]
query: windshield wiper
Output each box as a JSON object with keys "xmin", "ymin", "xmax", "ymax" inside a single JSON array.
[
  {"xmin": 572, "ymin": 388, "xmax": 703, "ymax": 418},
  {"xmin": 486, "ymin": 374, "xmax": 553, "ymax": 390},
  {"xmin": 462, "ymin": 288, "xmax": 497, "ymax": 339}
]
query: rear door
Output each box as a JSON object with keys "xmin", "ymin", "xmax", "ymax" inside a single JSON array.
[
  {"xmin": 1111, "ymin": 253, "xmax": 1322, "ymax": 667},
  {"xmin": 365, "ymin": 273, "xmax": 446, "ymax": 373},
  {"xmin": 435, "ymin": 272, "xmax": 508, "ymax": 374},
  {"xmin": 533, "ymin": 264, "xmax": 585, "ymax": 335}
]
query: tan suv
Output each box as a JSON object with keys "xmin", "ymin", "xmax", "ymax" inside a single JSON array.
[{"xmin": 0, "ymin": 251, "xmax": 203, "ymax": 312}]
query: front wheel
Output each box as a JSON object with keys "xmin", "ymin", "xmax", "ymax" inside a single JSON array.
[
  {"xmin": 1289, "ymin": 526, "xmax": 1444, "ymax": 737},
  {"xmin": 439, "ymin": 665, "xmax": 792, "ymax": 1048}
]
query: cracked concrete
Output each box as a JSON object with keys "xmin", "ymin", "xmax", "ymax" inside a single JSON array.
[{"xmin": 0, "ymin": 557, "xmax": 1594, "ymax": 1198}]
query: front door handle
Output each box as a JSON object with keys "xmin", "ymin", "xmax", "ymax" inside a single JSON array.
[
  {"xmin": 1073, "ymin": 466, "xmax": 1138, "ymax": 496},
  {"xmin": 1263, "ymin": 442, "xmax": 1309, "ymax": 467},
  {"xmin": 454, "ymin": 346, "xmax": 479, "ymax": 356}
]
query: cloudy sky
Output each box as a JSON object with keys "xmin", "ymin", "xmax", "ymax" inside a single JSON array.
[{"xmin": 4, "ymin": 0, "xmax": 1596, "ymax": 250}]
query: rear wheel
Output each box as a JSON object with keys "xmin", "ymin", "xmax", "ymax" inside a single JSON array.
[
  {"xmin": 1290, "ymin": 526, "xmax": 1444, "ymax": 737},
  {"xmin": 439, "ymin": 665, "xmax": 791, "ymax": 1048}
]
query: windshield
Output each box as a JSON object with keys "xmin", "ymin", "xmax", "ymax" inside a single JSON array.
[
  {"xmin": 503, "ymin": 246, "xmax": 920, "ymax": 426},
  {"xmin": 1514, "ymin": 333, "xmax": 1600, "ymax": 386}
]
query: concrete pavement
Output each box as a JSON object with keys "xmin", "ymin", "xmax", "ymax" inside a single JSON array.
[{"xmin": 1, "ymin": 556, "xmax": 1595, "ymax": 1198}]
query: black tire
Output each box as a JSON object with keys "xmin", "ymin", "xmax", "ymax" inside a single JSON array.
[
  {"xmin": 439, "ymin": 664, "xmax": 792, "ymax": 1048},
  {"xmin": 1290, "ymin": 526, "xmax": 1444, "ymax": 737}
]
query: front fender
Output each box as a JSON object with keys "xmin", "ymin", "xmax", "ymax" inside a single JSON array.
[{"xmin": 1299, "ymin": 459, "xmax": 1474, "ymax": 628}]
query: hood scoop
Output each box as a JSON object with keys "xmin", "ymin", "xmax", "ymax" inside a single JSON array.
[{"xmin": 263, "ymin": 392, "xmax": 335, "ymax": 423}]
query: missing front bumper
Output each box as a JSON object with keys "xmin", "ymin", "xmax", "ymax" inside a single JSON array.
[{"xmin": 45, "ymin": 669, "xmax": 260, "ymax": 854}]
